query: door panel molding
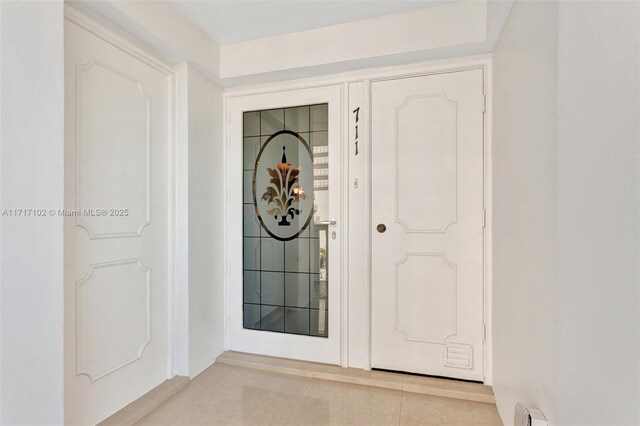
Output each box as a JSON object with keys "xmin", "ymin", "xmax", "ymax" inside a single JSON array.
[
  {"xmin": 75, "ymin": 58, "xmax": 151, "ymax": 239},
  {"xmin": 394, "ymin": 252, "xmax": 458, "ymax": 344},
  {"xmin": 75, "ymin": 258, "xmax": 151, "ymax": 382},
  {"xmin": 394, "ymin": 93, "xmax": 458, "ymax": 234}
]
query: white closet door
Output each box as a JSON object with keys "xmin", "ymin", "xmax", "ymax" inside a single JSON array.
[{"xmin": 371, "ymin": 69, "xmax": 485, "ymax": 381}]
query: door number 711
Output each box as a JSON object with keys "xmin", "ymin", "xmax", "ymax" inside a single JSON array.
[{"xmin": 353, "ymin": 107, "xmax": 360, "ymax": 156}]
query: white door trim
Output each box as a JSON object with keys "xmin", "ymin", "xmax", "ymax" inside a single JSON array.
[
  {"xmin": 223, "ymin": 57, "xmax": 491, "ymax": 383},
  {"xmin": 224, "ymin": 86, "xmax": 347, "ymax": 366},
  {"xmin": 63, "ymin": 2, "xmax": 180, "ymax": 383}
]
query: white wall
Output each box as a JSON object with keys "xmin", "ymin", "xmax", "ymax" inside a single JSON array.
[
  {"xmin": 174, "ymin": 62, "xmax": 226, "ymax": 379},
  {"xmin": 555, "ymin": 2, "xmax": 640, "ymax": 424},
  {"xmin": 0, "ymin": 1, "xmax": 65, "ymax": 424},
  {"xmin": 220, "ymin": 1, "xmax": 487, "ymax": 80},
  {"xmin": 347, "ymin": 81, "xmax": 370, "ymax": 369},
  {"xmin": 493, "ymin": 1, "xmax": 640, "ymax": 425},
  {"xmin": 186, "ymin": 65, "xmax": 226, "ymax": 378},
  {"xmin": 492, "ymin": 1, "xmax": 558, "ymax": 423},
  {"xmin": 174, "ymin": 63, "xmax": 190, "ymax": 377}
]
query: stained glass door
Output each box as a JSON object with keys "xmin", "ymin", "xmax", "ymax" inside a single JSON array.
[{"xmin": 243, "ymin": 105, "xmax": 330, "ymax": 337}]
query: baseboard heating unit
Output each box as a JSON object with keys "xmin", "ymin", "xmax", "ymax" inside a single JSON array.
[{"xmin": 514, "ymin": 402, "xmax": 548, "ymax": 426}]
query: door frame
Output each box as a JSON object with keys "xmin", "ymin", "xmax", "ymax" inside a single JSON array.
[
  {"xmin": 222, "ymin": 57, "xmax": 492, "ymax": 383},
  {"xmin": 63, "ymin": 2, "xmax": 179, "ymax": 392},
  {"xmin": 224, "ymin": 85, "xmax": 348, "ymax": 366}
]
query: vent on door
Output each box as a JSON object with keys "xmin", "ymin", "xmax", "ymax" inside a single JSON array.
[{"xmin": 444, "ymin": 343, "xmax": 473, "ymax": 369}]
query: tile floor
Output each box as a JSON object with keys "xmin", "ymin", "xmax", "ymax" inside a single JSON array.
[{"xmin": 135, "ymin": 364, "xmax": 502, "ymax": 426}]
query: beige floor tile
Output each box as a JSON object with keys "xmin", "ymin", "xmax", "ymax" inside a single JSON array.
[
  {"xmin": 99, "ymin": 396, "xmax": 156, "ymax": 426},
  {"xmin": 223, "ymin": 366, "xmax": 312, "ymax": 395},
  {"xmin": 402, "ymin": 375, "xmax": 493, "ymax": 394},
  {"xmin": 135, "ymin": 407, "xmax": 184, "ymax": 425},
  {"xmin": 285, "ymin": 379, "xmax": 402, "ymax": 426},
  {"xmin": 219, "ymin": 351, "xmax": 318, "ymax": 376},
  {"xmin": 399, "ymin": 392, "xmax": 502, "ymax": 426},
  {"xmin": 144, "ymin": 377, "xmax": 189, "ymax": 403},
  {"xmin": 136, "ymin": 360, "xmax": 503, "ymax": 426},
  {"xmin": 185, "ymin": 367, "xmax": 311, "ymax": 425},
  {"xmin": 312, "ymin": 366, "xmax": 404, "ymax": 391},
  {"xmin": 189, "ymin": 363, "xmax": 235, "ymax": 392},
  {"xmin": 402, "ymin": 375, "xmax": 495, "ymax": 404},
  {"xmin": 155, "ymin": 384, "xmax": 207, "ymax": 413},
  {"xmin": 186, "ymin": 388, "xmax": 301, "ymax": 425},
  {"xmin": 173, "ymin": 412, "xmax": 217, "ymax": 425},
  {"xmin": 136, "ymin": 406, "xmax": 228, "ymax": 426}
]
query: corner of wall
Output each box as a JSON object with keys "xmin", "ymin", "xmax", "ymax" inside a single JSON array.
[
  {"xmin": 490, "ymin": 0, "xmax": 558, "ymax": 423},
  {"xmin": 184, "ymin": 65, "xmax": 226, "ymax": 378}
]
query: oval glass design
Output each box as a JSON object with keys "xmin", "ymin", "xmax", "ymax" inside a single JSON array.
[{"xmin": 253, "ymin": 130, "xmax": 314, "ymax": 242}]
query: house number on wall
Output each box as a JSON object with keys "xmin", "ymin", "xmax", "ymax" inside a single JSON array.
[{"xmin": 352, "ymin": 106, "xmax": 360, "ymax": 156}]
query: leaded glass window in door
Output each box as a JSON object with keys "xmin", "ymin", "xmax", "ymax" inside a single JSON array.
[{"xmin": 242, "ymin": 104, "xmax": 329, "ymax": 337}]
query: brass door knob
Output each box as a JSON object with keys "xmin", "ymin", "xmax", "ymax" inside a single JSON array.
[{"xmin": 376, "ymin": 224, "xmax": 386, "ymax": 233}]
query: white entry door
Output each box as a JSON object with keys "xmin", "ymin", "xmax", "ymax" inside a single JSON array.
[
  {"xmin": 226, "ymin": 87, "xmax": 343, "ymax": 365},
  {"xmin": 371, "ymin": 70, "xmax": 485, "ymax": 381},
  {"xmin": 64, "ymin": 14, "xmax": 172, "ymax": 425}
]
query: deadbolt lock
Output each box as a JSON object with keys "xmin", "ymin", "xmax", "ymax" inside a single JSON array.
[{"xmin": 376, "ymin": 223, "xmax": 386, "ymax": 233}]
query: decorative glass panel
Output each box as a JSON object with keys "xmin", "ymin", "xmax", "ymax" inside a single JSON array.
[{"xmin": 242, "ymin": 105, "xmax": 329, "ymax": 337}]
